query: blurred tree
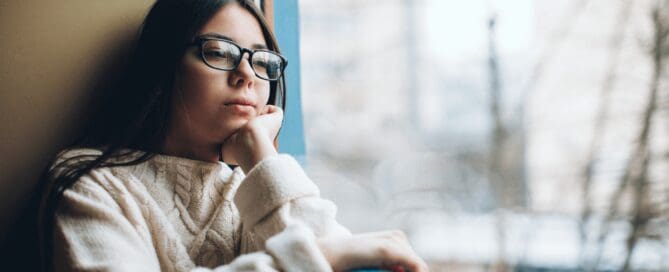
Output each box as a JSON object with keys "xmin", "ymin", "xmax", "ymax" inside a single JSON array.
[
  {"xmin": 578, "ymin": 0, "xmax": 632, "ymax": 269},
  {"xmin": 586, "ymin": 0, "xmax": 669, "ymax": 270}
]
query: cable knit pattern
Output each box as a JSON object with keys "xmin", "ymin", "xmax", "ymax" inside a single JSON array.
[{"xmin": 49, "ymin": 148, "xmax": 351, "ymax": 272}]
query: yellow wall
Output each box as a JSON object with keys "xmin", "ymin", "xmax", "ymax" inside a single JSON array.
[{"xmin": 0, "ymin": 0, "xmax": 154, "ymax": 243}]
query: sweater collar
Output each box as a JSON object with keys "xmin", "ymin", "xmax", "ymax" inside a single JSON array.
[{"xmin": 149, "ymin": 151, "xmax": 233, "ymax": 174}]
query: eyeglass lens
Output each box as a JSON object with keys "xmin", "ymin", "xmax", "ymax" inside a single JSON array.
[{"xmin": 202, "ymin": 40, "xmax": 283, "ymax": 80}]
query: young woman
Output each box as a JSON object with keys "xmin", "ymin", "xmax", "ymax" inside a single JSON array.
[{"xmin": 39, "ymin": 0, "xmax": 428, "ymax": 271}]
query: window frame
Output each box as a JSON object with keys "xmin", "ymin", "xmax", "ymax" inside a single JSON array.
[{"xmin": 263, "ymin": 0, "xmax": 306, "ymax": 161}]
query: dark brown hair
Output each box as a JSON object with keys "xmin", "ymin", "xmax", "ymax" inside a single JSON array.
[{"xmin": 36, "ymin": 0, "xmax": 285, "ymax": 270}]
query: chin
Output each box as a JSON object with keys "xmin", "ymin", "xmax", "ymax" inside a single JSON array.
[{"xmin": 219, "ymin": 119, "xmax": 250, "ymax": 133}]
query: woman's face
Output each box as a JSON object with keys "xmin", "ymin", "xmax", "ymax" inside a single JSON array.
[{"xmin": 166, "ymin": 2, "xmax": 271, "ymax": 158}]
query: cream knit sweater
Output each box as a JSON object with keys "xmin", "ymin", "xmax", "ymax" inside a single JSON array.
[{"xmin": 50, "ymin": 148, "xmax": 351, "ymax": 272}]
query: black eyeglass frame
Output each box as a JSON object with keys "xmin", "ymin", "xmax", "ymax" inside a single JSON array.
[{"xmin": 189, "ymin": 37, "xmax": 288, "ymax": 81}]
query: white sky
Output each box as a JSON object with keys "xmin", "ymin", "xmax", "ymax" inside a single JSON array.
[{"xmin": 424, "ymin": 0, "xmax": 534, "ymax": 60}]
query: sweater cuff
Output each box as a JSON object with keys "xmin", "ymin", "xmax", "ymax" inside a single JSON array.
[
  {"xmin": 265, "ymin": 223, "xmax": 333, "ymax": 272},
  {"xmin": 233, "ymin": 154, "xmax": 320, "ymax": 227}
]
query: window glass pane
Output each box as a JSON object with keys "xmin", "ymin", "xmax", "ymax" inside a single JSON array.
[{"xmin": 299, "ymin": 0, "xmax": 669, "ymax": 270}]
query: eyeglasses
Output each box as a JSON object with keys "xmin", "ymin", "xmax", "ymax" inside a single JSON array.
[{"xmin": 191, "ymin": 37, "xmax": 287, "ymax": 81}]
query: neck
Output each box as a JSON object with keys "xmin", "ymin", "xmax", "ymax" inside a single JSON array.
[{"xmin": 162, "ymin": 130, "xmax": 220, "ymax": 163}]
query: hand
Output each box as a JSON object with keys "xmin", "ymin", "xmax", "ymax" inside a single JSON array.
[
  {"xmin": 220, "ymin": 105, "xmax": 283, "ymax": 172},
  {"xmin": 317, "ymin": 230, "xmax": 429, "ymax": 272}
]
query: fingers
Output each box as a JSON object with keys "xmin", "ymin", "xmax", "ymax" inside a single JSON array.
[
  {"xmin": 218, "ymin": 106, "xmax": 282, "ymax": 168},
  {"xmin": 256, "ymin": 105, "xmax": 283, "ymax": 127},
  {"xmin": 255, "ymin": 105, "xmax": 283, "ymax": 139},
  {"xmin": 381, "ymin": 246, "xmax": 428, "ymax": 272},
  {"xmin": 263, "ymin": 106, "xmax": 283, "ymax": 122},
  {"xmin": 376, "ymin": 230, "xmax": 429, "ymax": 272},
  {"xmin": 331, "ymin": 230, "xmax": 429, "ymax": 272}
]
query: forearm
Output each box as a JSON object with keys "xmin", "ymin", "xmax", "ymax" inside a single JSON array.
[{"xmin": 233, "ymin": 154, "xmax": 351, "ymax": 271}]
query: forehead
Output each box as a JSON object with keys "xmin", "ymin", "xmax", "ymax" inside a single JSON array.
[{"xmin": 198, "ymin": 3, "xmax": 266, "ymax": 49}]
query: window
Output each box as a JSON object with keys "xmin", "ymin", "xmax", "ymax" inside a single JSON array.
[{"xmin": 293, "ymin": 0, "xmax": 669, "ymax": 270}]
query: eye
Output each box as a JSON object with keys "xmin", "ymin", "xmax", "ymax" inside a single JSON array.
[
  {"xmin": 202, "ymin": 48, "xmax": 239, "ymax": 69},
  {"xmin": 204, "ymin": 48, "xmax": 232, "ymax": 59},
  {"xmin": 252, "ymin": 58, "xmax": 269, "ymax": 67}
]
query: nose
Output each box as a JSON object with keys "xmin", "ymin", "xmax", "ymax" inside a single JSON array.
[{"xmin": 228, "ymin": 52, "xmax": 255, "ymax": 89}]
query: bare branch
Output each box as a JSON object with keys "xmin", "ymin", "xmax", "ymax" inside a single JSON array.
[{"xmin": 578, "ymin": 0, "xmax": 633, "ymax": 269}]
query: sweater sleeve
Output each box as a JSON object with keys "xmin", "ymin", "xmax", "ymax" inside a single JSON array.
[
  {"xmin": 52, "ymin": 169, "xmax": 163, "ymax": 271},
  {"xmin": 233, "ymin": 154, "xmax": 352, "ymax": 272}
]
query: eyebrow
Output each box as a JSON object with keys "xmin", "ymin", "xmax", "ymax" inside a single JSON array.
[{"xmin": 199, "ymin": 32, "xmax": 269, "ymax": 50}]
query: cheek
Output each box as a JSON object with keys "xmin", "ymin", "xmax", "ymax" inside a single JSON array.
[
  {"xmin": 177, "ymin": 59, "xmax": 227, "ymax": 109},
  {"xmin": 180, "ymin": 61, "xmax": 223, "ymax": 95},
  {"xmin": 256, "ymin": 82, "xmax": 272, "ymax": 110}
]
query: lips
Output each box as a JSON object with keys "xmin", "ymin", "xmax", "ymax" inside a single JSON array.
[
  {"xmin": 224, "ymin": 98, "xmax": 255, "ymax": 107},
  {"xmin": 223, "ymin": 98, "xmax": 256, "ymax": 115}
]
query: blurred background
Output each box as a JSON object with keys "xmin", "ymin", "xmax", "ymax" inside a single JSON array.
[
  {"xmin": 1, "ymin": 0, "xmax": 668, "ymax": 271},
  {"xmin": 298, "ymin": 0, "xmax": 669, "ymax": 271}
]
